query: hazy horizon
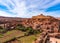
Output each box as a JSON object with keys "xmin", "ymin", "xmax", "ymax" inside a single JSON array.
[{"xmin": 0, "ymin": 0, "xmax": 60, "ymax": 18}]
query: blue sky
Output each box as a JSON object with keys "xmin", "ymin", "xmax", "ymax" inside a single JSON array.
[{"xmin": 0, "ymin": 0, "xmax": 60, "ymax": 18}]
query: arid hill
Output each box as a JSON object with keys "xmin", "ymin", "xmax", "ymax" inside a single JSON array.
[
  {"xmin": 0, "ymin": 14, "xmax": 60, "ymax": 31},
  {"xmin": 0, "ymin": 14, "xmax": 60, "ymax": 43}
]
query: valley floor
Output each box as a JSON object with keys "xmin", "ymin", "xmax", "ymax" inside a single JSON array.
[{"xmin": 0, "ymin": 30, "xmax": 40, "ymax": 43}]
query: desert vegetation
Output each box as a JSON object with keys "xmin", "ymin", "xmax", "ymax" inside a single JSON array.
[{"xmin": 0, "ymin": 24, "xmax": 41, "ymax": 43}]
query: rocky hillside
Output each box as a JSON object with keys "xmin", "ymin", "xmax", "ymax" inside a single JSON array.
[
  {"xmin": 0, "ymin": 14, "xmax": 60, "ymax": 43},
  {"xmin": 0, "ymin": 14, "xmax": 60, "ymax": 31}
]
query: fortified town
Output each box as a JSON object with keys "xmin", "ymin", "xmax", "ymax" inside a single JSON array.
[{"xmin": 0, "ymin": 14, "xmax": 60, "ymax": 43}]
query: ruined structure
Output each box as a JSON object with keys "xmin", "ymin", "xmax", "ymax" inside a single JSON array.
[
  {"xmin": 0, "ymin": 14, "xmax": 60, "ymax": 43},
  {"xmin": 22, "ymin": 14, "xmax": 60, "ymax": 32},
  {"xmin": 30, "ymin": 14, "xmax": 60, "ymax": 43},
  {"xmin": 0, "ymin": 14, "xmax": 60, "ymax": 31}
]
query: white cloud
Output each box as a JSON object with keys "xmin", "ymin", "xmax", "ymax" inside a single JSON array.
[
  {"xmin": 0, "ymin": 0, "xmax": 11, "ymax": 10},
  {"xmin": 27, "ymin": 0, "xmax": 60, "ymax": 9},
  {"xmin": 42, "ymin": 0, "xmax": 60, "ymax": 9},
  {"xmin": 26, "ymin": 10, "xmax": 60, "ymax": 18},
  {"xmin": 0, "ymin": 11, "xmax": 17, "ymax": 17},
  {"xmin": 11, "ymin": 1, "xmax": 27, "ymax": 17},
  {"xmin": 0, "ymin": 0, "xmax": 60, "ymax": 18},
  {"xmin": 0, "ymin": 0, "xmax": 28, "ymax": 17}
]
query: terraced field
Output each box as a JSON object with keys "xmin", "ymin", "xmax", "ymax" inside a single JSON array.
[
  {"xmin": 0, "ymin": 30, "xmax": 24, "ymax": 43},
  {"xmin": 18, "ymin": 35, "xmax": 36, "ymax": 43},
  {"xmin": 0, "ymin": 30, "xmax": 40, "ymax": 43},
  {"xmin": 17, "ymin": 34, "xmax": 40, "ymax": 43}
]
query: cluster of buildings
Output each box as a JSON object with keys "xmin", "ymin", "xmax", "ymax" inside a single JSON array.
[{"xmin": 0, "ymin": 14, "xmax": 60, "ymax": 43}]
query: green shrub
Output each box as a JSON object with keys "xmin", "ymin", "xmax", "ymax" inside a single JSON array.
[
  {"xmin": 0, "ymin": 27, "xmax": 6, "ymax": 34},
  {"xmin": 0, "ymin": 34, "xmax": 3, "ymax": 38},
  {"xmin": 0, "ymin": 26, "xmax": 3, "ymax": 29},
  {"xmin": 16, "ymin": 24, "xmax": 28, "ymax": 32},
  {"xmin": 16, "ymin": 25, "xmax": 40, "ymax": 35},
  {"xmin": 25, "ymin": 27, "xmax": 40, "ymax": 35}
]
